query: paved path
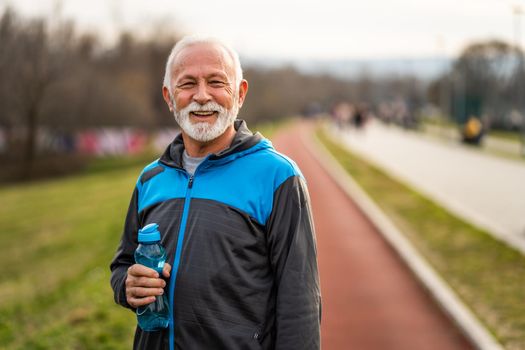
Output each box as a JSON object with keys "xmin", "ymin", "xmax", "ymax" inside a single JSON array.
[
  {"xmin": 333, "ymin": 120, "xmax": 525, "ymax": 254},
  {"xmin": 272, "ymin": 122, "xmax": 473, "ymax": 350}
]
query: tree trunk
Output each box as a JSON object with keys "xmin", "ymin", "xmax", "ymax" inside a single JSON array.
[{"xmin": 21, "ymin": 102, "xmax": 38, "ymax": 180}]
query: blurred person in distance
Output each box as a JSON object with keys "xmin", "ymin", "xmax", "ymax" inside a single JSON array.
[
  {"xmin": 110, "ymin": 35, "xmax": 321, "ymax": 350},
  {"xmin": 462, "ymin": 116, "xmax": 484, "ymax": 145}
]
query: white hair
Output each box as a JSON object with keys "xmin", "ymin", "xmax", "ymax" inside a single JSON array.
[{"xmin": 163, "ymin": 35, "xmax": 243, "ymax": 93}]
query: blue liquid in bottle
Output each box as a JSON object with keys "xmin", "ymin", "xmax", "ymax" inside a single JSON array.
[{"xmin": 135, "ymin": 223, "xmax": 169, "ymax": 331}]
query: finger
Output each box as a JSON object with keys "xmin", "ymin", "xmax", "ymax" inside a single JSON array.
[
  {"xmin": 126, "ymin": 275, "xmax": 166, "ymax": 290},
  {"xmin": 134, "ymin": 276, "xmax": 166, "ymax": 288},
  {"xmin": 128, "ymin": 264, "xmax": 159, "ymax": 278},
  {"xmin": 128, "ymin": 286, "xmax": 164, "ymax": 298},
  {"xmin": 163, "ymin": 263, "xmax": 172, "ymax": 278},
  {"xmin": 128, "ymin": 295, "xmax": 156, "ymax": 308},
  {"xmin": 126, "ymin": 285, "xmax": 163, "ymax": 308}
]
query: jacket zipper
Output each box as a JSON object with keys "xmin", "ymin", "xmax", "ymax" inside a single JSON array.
[{"xmin": 169, "ymin": 173, "xmax": 194, "ymax": 350}]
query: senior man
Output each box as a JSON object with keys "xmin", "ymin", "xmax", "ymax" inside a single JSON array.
[{"xmin": 110, "ymin": 35, "xmax": 321, "ymax": 350}]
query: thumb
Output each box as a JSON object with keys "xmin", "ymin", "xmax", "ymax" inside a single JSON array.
[{"xmin": 163, "ymin": 263, "xmax": 172, "ymax": 278}]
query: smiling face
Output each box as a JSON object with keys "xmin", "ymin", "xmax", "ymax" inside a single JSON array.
[{"xmin": 162, "ymin": 42, "xmax": 248, "ymax": 144}]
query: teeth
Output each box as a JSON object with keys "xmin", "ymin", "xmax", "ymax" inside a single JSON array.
[{"xmin": 192, "ymin": 111, "xmax": 214, "ymax": 116}]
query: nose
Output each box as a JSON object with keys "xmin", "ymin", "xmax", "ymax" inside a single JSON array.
[{"xmin": 193, "ymin": 81, "xmax": 212, "ymax": 105}]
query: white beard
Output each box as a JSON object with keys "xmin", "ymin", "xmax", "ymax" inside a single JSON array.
[{"xmin": 172, "ymin": 98, "xmax": 239, "ymax": 143}]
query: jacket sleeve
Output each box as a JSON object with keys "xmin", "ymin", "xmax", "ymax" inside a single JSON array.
[
  {"xmin": 266, "ymin": 175, "xmax": 322, "ymax": 350},
  {"xmin": 110, "ymin": 187, "xmax": 140, "ymax": 311}
]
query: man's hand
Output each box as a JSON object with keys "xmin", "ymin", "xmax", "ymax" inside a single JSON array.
[{"xmin": 126, "ymin": 263, "xmax": 171, "ymax": 308}]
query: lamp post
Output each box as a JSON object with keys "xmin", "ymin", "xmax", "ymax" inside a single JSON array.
[
  {"xmin": 436, "ymin": 35, "xmax": 449, "ymax": 140},
  {"xmin": 513, "ymin": 5, "xmax": 525, "ymax": 156}
]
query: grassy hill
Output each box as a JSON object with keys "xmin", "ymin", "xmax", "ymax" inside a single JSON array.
[{"xmin": 0, "ymin": 159, "xmax": 143, "ymax": 349}]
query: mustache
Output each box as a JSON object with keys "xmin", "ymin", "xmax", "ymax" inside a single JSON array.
[{"xmin": 180, "ymin": 101, "xmax": 226, "ymax": 113}]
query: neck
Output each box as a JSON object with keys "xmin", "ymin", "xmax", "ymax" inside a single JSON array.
[{"xmin": 183, "ymin": 124, "xmax": 236, "ymax": 157}]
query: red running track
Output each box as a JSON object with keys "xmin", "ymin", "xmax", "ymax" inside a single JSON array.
[{"xmin": 272, "ymin": 121, "xmax": 473, "ymax": 350}]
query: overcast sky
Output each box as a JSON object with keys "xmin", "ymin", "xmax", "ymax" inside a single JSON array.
[{"xmin": 2, "ymin": 0, "xmax": 524, "ymax": 60}]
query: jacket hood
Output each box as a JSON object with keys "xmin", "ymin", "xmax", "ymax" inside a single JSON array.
[{"xmin": 159, "ymin": 119, "xmax": 269, "ymax": 168}]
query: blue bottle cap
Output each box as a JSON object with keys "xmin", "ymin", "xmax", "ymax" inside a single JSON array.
[{"xmin": 138, "ymin": 223, "xmax": 161, "ymax": 243}]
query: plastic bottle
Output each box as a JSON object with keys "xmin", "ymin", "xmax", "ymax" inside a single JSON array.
[{"xmin": 134, "ymin": 223, "xmax": 169, "ymax": 331}]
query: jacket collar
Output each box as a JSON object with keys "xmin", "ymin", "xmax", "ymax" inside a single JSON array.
[{"xmin": 159, "ymin": 119, "xmax": 263, "ymax": 169}]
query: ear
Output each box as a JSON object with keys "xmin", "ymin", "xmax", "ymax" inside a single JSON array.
[
  {"xmin": 162, "ymin": 86, "xmax": 174, "ymax": 112},
  {"xmin": 237, "ymin": 79, "xmax": 249, "ymax": 108}
]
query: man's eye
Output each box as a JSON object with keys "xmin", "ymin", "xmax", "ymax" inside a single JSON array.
[
  {"xmin": 178, "ymin": 82, "xmax": 195, "ymax": 88},
  {"xmin": 210, "ymin": 81, "xmax": 225, "ymax": 87}
]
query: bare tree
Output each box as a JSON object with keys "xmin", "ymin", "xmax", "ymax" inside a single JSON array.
[
  {"xmin": 0, "ymin": 9, "xmax": 75, "ymax": 177},
  {"xmin": 431, "ymin": 39, "xmax": 523, "ymax": 127}
]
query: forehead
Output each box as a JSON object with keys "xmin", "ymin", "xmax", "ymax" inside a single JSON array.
[{"xmin": 171, "ymin": 43, "xmax": 235, "ymax": 81}]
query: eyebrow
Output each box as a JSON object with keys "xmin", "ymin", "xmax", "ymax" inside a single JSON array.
[{"xmin": 177, "ymin": 71, "xmax": 230, "ymax": 83}]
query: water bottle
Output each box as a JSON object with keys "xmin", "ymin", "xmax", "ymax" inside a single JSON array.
[{"xmin": 134, "ymin": 223, "xmax": 169, "ymax": 331}]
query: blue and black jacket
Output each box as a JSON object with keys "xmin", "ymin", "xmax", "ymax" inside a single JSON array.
[{"xmin": 110, "ymin": 120, "xmax": 321, "ymax": 350}]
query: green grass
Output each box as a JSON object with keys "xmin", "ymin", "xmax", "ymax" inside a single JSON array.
[
  {"xmin": 317, "ymin": 126, "xmax": 525, "ymax": 350},
  {"xmin": 488, "ymin": 129, "xmax": 523, "ymax": 143},
  {"xmin": 419, "ymin": 119, "xmax": 525, "ymax": 162},
  {"xmin": 0, "ymin": 122, "xmax": 282, "ymax": 349},
  {"xmin": 254, "ymin": 118, "xmax": 294, "ymax": 139},
  {"xmin": 422, "ymin": 117, "xmax": 523, "ymax": 144},
  {"xmin": 421, "ymin": 116, "xmax": 457, "ymax": 128},
  {"xmin": 0, "ymin": 164, "xmax": 140, "ymax": 349}
]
